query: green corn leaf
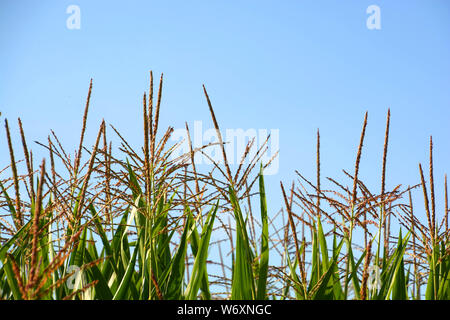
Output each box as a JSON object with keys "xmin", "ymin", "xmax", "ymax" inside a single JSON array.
[
  {"xmin": 186, "ymin": 207, "xmax": 211, "ymax": 300},
  {"xmin": 344, "ymin": 245, "xmax": 364, "ymax": 300},
  {"xmin": 113, "ymin": 235, "xmax": 140, "ymax": 300},
  {"xmin": 308, "ymin": 224, "xmax": 320, "ymax": 292},
  {"xmin": 311, "ymin": 238, "xmax": 344, "ymax": 300},
  {"xmin": 164, "ymin": 209, "xmax": 192, "ymax": 299},
  {"xmin": 184, "ymin": 203, "xmax": 218, "ymax": 300},
  {"xmin": 0, "ymin": 180, "xmax": 19, "ymax": 229},
  {"xmin": 381, "ymin": 231, "xmax": 410, "ymax": 300},
  {"xmin": 229, "ymin": 186, "xmax": 255, "ymax": 300},
  {"xmin": 126, "ymin": 159, "xmax": 142, "ymax": 199},
  {"xmin": 391, "ymin": 230, "xmax": 408, "ymax": 300},
  {"xmin": 0, "ymin": 220, "xmax": 31, "ymax": 263},
  {"xmin": 84, "ymin": 249, "xmax": 114, "ymax": 300},
  {"xmin": 317, "ymin": 218, "xmax": 329, "ymax": 272},
  {"xmin": 331, "ymin": 229, "xmax": 344, "ymax": 300},
  {"xmin": 285, "ymin": 243, "xmax": 306, "ymax": 300},
  {"xmin": 256, "ymin": 166, "xmax": 269, "ymax": 300},
  {"xmin": 4, "ymin": 254, "xmax": 23, "ymax": 300}
]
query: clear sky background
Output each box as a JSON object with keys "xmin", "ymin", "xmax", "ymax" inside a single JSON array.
[{"xmin": 1, "ymin": 1, "xmax": 449, "ymax": 237}]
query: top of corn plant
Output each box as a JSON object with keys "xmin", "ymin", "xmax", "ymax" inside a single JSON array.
[{"xmin": 0, "ymin": 73, "xmax": 448, "ymax": 300}]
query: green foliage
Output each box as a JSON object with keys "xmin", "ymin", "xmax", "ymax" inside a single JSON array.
[{"xmin": 0, "ymin": 75, "xmax": 448, "ymax": 300}]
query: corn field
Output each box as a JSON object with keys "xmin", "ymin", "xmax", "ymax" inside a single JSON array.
[{"xmin": 0, "ymin": 73, "xmax": 448, "ymax": 300}]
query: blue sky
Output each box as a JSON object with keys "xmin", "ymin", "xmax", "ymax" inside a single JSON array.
[{"xmin": 1, "ymin": 1, "xmax": 449, "ymax": 235}]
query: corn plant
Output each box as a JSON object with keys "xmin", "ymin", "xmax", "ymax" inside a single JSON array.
[{"xmin": 0, "ymin": 72, "xmax": 448, "ymax": 300}]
